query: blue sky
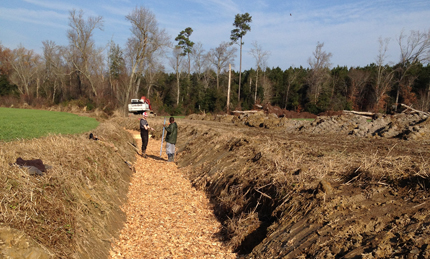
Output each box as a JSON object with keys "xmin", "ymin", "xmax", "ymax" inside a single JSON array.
[{"xmin": 0, "ymin": 0, "xmax": 429, "ymax": 71}]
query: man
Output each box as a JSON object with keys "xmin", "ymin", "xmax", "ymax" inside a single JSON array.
[
  {"xmin": 164, "ymin": 117, "xmax": 177, "ymax": 162},
  {"xmin": 140, "ymin": 112, "xmax": 154, "ymax": 157}
]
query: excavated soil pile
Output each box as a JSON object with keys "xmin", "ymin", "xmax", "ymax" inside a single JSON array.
[
  {"xmin": 262, "ymin": 104, "xmax": 317, "ymax": 119},
  {"xmin": 164, "ymin": 117, "xmax": 430, "ymax": 258},
  {"xmin": 187, "ymin": 110, "xmax": 430, "ymax": 140}
]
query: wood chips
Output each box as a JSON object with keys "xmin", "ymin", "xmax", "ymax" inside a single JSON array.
[{"xmin": 109, "ymin": 134, "xmax": 237, "ymax": 259}]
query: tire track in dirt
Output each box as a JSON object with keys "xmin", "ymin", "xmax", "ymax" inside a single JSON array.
[{"xmin": 109, "ymin": 132, "xmax": 236, "ymax": 259}]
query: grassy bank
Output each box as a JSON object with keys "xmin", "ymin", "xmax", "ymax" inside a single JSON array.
[
  {"xmin": 0, "ymin": 118, "xmax": 136, "ymax": 258},
  {"xmin": 0, "ymin": 108, "xmax": 99, "ymax": 141}
]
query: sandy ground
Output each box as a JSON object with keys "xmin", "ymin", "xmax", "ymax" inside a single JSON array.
[{"xmin": 109, "ymin": 133, "xmax": 236, "ymax": 259}]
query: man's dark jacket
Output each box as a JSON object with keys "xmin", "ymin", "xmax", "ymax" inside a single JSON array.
[{"xmin": 165, "ymin": 122, "xmax": 177, "ymax": 144}]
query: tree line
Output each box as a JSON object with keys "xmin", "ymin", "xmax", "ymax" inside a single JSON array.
[{"xmin": 0, "ymin": 6, "xmax": 429, "ymax": 116}]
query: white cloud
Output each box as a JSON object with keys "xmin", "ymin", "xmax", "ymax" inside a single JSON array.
[
  {"xmin": 23, "ymin": 0, "xmax": 77, "ymax": 11},
  {"xmin": 188, "ymin": 0, "xmax": 240, "ymax": 16},
  {"xmin": 102, "ymin": 5, "xmax": 132, "ymax": 17},
  {"xmin": 111, "ymin": 0, "xmax": 131, "ymax": 3},
  {"xmin": 0, "ymin": 7, "xmax": 68, "ymax": 29}
]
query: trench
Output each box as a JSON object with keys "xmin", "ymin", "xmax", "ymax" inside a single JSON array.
[{"xmin": 109, "ymin": 132, "xmax": 236, "ymax": 258}]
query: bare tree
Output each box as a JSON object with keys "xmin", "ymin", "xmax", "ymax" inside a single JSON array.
[
  {"xmin": 67, "ymin": 9, "xmax": 104, "ymax": 98},
  {"xmin": 207, "ymin": 42, "xmax": 237, "ymax": 89},
  {"xmin": 169, "ymin": 46, "xmax": 184, "ymax": 105},
  {"xmin": 124, "ymin": 6, "xmax": 169, "ymax": 113},
  {"xmin": 307, "ymin": 42, "xmax": 332, "ymax": 104},
  {"xmin": 42, "ymin": 41, "xmax": 65, "ymax": 102},
  {"xmin": 192, "ymin": 42, "xmax": 212, "ymax": 89},
  {"xmin": 395, "ymin": 29, "xmax": 430, "ymax": 107},
  {"xmin": 249, "ymin": 41, "xmax": 270, "ymax": 102},
  {"xmin": 144, "ymin": 55, "xmax": 164, "ymax": 98},
  {"xmin": 192, "ymin": 42, "xmax": 206, "ymax": 77},
  {"xmin": 372, "ymin": 37, "xmax": 394, "ymax": 112},
  {"xmin": 8, "ymin": 45, "xmax": 41, "ymax": 96}
]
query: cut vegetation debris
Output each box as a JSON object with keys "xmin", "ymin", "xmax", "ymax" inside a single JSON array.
[
  {"xmin": 171, "ymin": 117, "xmax": 430, "ymax": 258},
  {"xmin": 187, "ymin": 105, "xmax": 430, "ymax": 140}
]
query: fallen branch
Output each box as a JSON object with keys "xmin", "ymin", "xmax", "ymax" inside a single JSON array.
[
  {"xmin": 343, "ymin": 110, "xmax": 375, "ymax": 116},
  {"xmin": 413, "ymin": 202, "xmax": 426, "ymax": 209},
  {"xmin": 399, "ymin": 103, "xmax": 429, "ymax": 116},
  {"xmin": 254, "ymin": 188, "xmax": 272, "ymax": 199},
  {"xmin": 232, "ymin": 110, "xmax": 259, "ymax": 114},
  {"xmin": 128, "ymin": 142, "xmax": 140, "ymax": 153}
]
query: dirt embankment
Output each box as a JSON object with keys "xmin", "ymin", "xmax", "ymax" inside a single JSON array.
[
  {"xmin": 188, "ymin": 110, "xmax": 430, "ymax": 141},
  {"xmin": 0, "ymin": 120, "xmax": 136, "ymax": 258},
  {"xmin": 166, "ymin": 115, "xmax": 430, "ymax": 258}
]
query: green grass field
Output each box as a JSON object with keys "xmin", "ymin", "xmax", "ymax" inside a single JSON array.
[{"xmin": 0, "ymin": 108, "xmax": 100, "ymax": 141}]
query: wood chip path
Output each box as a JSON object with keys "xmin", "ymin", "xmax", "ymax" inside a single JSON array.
[{"xmin": 109, "ymin": 133, "xmax": 237, "ymax": 259}]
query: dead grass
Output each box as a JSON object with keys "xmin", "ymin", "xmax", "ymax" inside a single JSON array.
[
  {"xmin": 166, "ymin": 120, "xmax": 430, "ymax": 254},
  {"xmin": 0, "ymin": 120, "xmax": 135, "ymax": 258}
]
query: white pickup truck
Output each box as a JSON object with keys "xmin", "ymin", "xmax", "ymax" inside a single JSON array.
[{"xmin": 128, "ymin": 99, "xmax": 156, "ymax": 116}]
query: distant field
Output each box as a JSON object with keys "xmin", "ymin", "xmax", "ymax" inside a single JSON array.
[
  {"xmin": 291, "ymin": 118, "xmax": 315, "ymax": 121},
  {"xmin": 0, "ymin": 108, "xmax": 99, "ymax": 141}
]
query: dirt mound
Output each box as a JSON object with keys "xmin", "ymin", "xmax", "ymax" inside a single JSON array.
[
  {"xmin": 263, "ymin": 104, "xmax": 317, "ymax": 119},
  {"xmin": 299, "ymin": 112, "xmax": 430, "ymax": 140},
  {"xmin": 172, "ymin": 119, "xmax": 430, "ymax": 258},
  {"xmin": 290, "ymin": 111, "xmax": 430, "ymax": 140},
  {"xmin": 0, "ymin": 120, "xmax": 136, "ymax": 258},
  {"xmin": 292, "ymin": 114, "xmax": 368, "ymax": 135},
  {"xmin": 318, "ymin": 110, "xmax": 344, "ymax": 116},
  {"xmin": 186, "ymin": 110, "xmax": 430, "ymax": 141},
  {"xmin": 186, "ymin": 104, "xmax": 317, "ymax": 123}
]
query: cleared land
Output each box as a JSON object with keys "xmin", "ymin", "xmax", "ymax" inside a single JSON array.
[
  {"xmin": 2, "ymin": 110, "xmax": 430, "ymax": 258},
  {"xmin": 146, "ymin": 112, "xmax": 430, "ymax": 258}
]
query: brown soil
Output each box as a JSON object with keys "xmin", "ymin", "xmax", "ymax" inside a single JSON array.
[{"xmin": 263, "ymin": 104, "xmax": 317, "ymax": 118}]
